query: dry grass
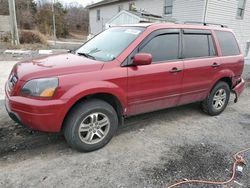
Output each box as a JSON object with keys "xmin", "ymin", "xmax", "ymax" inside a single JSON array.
[
  {"xmin": 0, "ymin": 32, "xmax": 11, "ymax": 43},
  {"xmin": 19, "ymin": 30, "xmax": 48, "ymax": 45}
]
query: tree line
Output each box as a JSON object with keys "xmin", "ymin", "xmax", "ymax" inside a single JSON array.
[{"xmin": 0, "ymin": 0, "xmax": 89, "ymax": 38}]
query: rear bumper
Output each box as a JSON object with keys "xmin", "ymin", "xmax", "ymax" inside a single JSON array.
[
  {"xmin": 5, "ymin": 89, "xmax": 66, "ymax": 133},
  {"xmin": 232, "ymin": 78, "xmax": 245, "ymax": 103}
]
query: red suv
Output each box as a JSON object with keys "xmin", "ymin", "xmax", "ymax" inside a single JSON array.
[{"xmin": 5, "ymin": 23, "xmax": 245, "ymax": 152}]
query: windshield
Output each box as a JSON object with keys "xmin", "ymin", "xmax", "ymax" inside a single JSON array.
[{"xmin": 75, "ymin": 27, "xmax": 145, "ymax": 61}]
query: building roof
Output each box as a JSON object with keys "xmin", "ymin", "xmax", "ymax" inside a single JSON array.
[
  {"xmin": 129, "ymin": 11, "xmax": 163, "ymax": 19},
  {"xmin": 105, "ymin": 10, "xmax": 174, "ymax": 26},
  {"xmin": 87, "ymin": 0, "xmax": 127, "ymax": 9}
]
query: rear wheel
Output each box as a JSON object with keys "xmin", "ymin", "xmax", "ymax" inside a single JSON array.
[
  {"xmin": 63, "ymin": 99, "xmax": 118, "ymax": 152},
  {"xmin": 201, "ymin": 81, "xmax": 230, "ymax": 116}
]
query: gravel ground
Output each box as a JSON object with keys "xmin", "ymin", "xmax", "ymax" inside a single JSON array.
[{"xmin": 0, "ymin": 59, "xmax": 249, "ymax": 188}]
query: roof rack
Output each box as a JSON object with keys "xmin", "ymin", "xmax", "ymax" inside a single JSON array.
[{"xmin": 184, "ymin": 21, "xmax": 228, "ymax": 28}]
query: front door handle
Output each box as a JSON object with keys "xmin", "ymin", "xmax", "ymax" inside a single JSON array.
[
  {"xmin": 169, "ymin": 67, "xmax": 182, "ymax": 73},
  {"xmin": 211, "ymin": 62, "xmax": 220, "ymax": 68}
]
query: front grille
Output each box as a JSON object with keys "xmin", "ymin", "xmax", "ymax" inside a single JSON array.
[{"xmin": 8, "ymin": 74, "xmax": 18, "ymax": 92}]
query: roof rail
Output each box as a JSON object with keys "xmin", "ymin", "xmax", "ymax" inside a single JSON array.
[{"xmin": 184, "ymin": 21, "xmax": 228, "ymax": 28}]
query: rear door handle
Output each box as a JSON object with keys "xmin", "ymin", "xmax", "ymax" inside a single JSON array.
[
  {"xmin": 211, "ymin": 62, "xmax": 220, "ymax": 68},
  {"xmin": 169, "ymin": 67, "xmax": 182, "ymax": 73}
]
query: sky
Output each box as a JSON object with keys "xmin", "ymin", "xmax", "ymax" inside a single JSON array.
[
  {"xmin": 35, "ymin": 0, "xmax": 102, "ymax": 7},
  {"xmin": 56, "ymin": 0, "xmax": 102, "ymax": 7}
]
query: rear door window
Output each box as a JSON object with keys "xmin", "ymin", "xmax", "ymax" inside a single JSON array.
[
  {"xmin": 215, "ymin": 31, "xmax": 240, "ymax": 56},
  {"xmin": 183, "ymin": 32, "xmax": 215, "ymax": 59}
]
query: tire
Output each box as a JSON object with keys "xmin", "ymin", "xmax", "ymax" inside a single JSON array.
[
  {"xmin": 63, "ymin": 99, "xmax": 118, "ymax": 152},
  {"xmin": 201, "ymin": 81, "xmax": 230, "ymax": 116}
]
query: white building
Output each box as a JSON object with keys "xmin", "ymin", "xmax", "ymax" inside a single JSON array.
[
  {"xmin": 88, "ymin": 0, "xmax": 250, "ymax": 57},
  {"xmin": 105, "ymin": 10, "xmax": 169, "ymax": 29}
]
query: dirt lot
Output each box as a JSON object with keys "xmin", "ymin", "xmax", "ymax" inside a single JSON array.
[{"xmin": 0, "ymin": 60, "xmax": 249, "ymax": 188}]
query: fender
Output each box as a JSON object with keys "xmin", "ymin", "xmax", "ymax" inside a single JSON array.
[
  {"xmin": 57, "ymin": 81, "xmax": 127, "ymax": 127},
  {"xmin": 210, "ymin": 68, "xmax": 235, "ymax": 91}
]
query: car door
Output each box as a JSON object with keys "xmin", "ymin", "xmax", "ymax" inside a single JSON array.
[
  {"xmin": 179, "ymin": 29, "xmax": 221, "ymax": 105},
  {"xmin": 126, "ymin": 29, "xmax": 184, "ymax": 115}
]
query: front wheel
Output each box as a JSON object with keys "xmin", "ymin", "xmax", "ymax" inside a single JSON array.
[
  {"xmin": 63, "ymin": 99, "xmax": 118, "ymax": 152},
  {"xmin": 201, "ymin": 81, "xmax": 230, "ymax": 116}
]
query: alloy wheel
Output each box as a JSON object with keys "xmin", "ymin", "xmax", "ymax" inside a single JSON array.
[
  {"xmin": 212, "ymin": 88, "xmax": 227, "ymax": 110},
  {"xmin": 78, "ymin": 112, "xmax": 110, "ymax": 144}
]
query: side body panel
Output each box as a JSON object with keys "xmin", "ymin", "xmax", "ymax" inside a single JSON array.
[
  {"xmin": 127, "ymin": 61, "xmax": 184, "ymax": 115},
  {"xmin": 179, "ymin": 57, "xmax": 221, "ymax": 105}
]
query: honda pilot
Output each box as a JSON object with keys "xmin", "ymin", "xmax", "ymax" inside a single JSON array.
[{"xmin": 5, "ymin": 23, "xmax": 245, "ymax": 152}]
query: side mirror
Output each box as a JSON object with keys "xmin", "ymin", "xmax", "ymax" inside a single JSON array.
[{"xmin": 133, "ymin": 53, "xmax": 152, "ymax": 66}]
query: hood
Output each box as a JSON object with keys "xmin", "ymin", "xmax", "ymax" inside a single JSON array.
[{"xmin": 13, "ymin": 53, "xmax": 104, "ymax": 81}]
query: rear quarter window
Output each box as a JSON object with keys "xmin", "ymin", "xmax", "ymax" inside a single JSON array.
[{"xmin": 215, "ymin": 31, "xmax": 241, "ymax": 56}]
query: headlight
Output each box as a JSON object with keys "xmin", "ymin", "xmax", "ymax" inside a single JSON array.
[{"xmin": 21, "ymin": 77, "xmax": 58, "ymax": 98}]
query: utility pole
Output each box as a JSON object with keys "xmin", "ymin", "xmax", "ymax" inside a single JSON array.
[
  {"xmin": 203, "ymin": 0, "xmax": 209, "ymax": 23},
  {"xmin": 52, "ymin": 0, "xmax": 56, "ymax": 45},
  {"xmin": 8, "ymin": 0, "xmax": 19, "ymax": 45}
]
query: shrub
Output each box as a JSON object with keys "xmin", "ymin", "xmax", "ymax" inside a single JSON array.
[
  {"xmin": 19, "ymin": 30, "xmax": 47, "ymax": 44},
  {"xmin": 0, "ymin": 32, "xmax": 11, "ymax": 42}
]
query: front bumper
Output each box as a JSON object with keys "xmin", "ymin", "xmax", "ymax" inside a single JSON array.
[
  {"xmin": 232, "ymin": 78, "xmax": 245, "ymax": 103},
  {"xmin": 5, "ymin": 89, "xmax": 66, "ymax": 133}
]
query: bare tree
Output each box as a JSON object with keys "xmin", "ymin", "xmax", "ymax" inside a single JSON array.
[
  {"xmin": 0, "ymin": 0, "xmax": 10, "ymax": 15},
  {"xmin": 65, "ymin": 2, "xmax": 89, "ymax": 34},
  {"xmin": 15, "ymin": 0, "xmax": 37, "ymax": 29},
  {"xmin": 36, "ymin": 2, "xmax": 69, "ymax": 38},
  {"xmin": 1, "ymin": 0, "xmax": 89, "ymax": 38}
]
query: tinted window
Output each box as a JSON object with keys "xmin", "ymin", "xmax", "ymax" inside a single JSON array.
[
  {"xmin": 215, "ymin": 31, "xmax": 240, "ymax": 56},
  {"xmin": 140, "ymin": 34, "xmax": 179, "ymax": 62},
  {"xmin": 183, "ymin": 34, "xmax": 215, "ymax": 58}
]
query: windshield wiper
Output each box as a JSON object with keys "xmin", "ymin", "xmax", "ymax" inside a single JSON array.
[{"xmin": 77, "ymin": 52, "xmax": 96, "ymax": 60}]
